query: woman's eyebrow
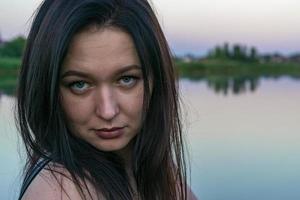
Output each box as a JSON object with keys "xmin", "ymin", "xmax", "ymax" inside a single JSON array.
[
  {"xmin": 61, "ymin": 64, "xmax": 141, "ymax": 79},
  {"xmin": 115, "ymin": 64, "xmax": 141, "ymax": 74},
  {"xmin": 60, "ymin": 70, "xmax": 90, "ymax": 79}
]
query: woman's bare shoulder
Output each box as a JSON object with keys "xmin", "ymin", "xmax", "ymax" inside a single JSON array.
[{"xmin": 21, "ymin": 162, "xmax": 98, "ymax": 200}]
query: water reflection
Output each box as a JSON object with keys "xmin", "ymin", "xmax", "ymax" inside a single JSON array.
[
  {"xmin": 1, "ymin": 78, "xmax": 300, "ymax": 200},
  {"xmin": 206, "ymin": 76, "xmax": 259, "ymax": 95},
  {"xmin": 185, "ymin": 76, "xmax": 300, "ymax": 95},
  {"xmin": 180, "ymin": 78, "xmax": 300, "ymax": 200}
]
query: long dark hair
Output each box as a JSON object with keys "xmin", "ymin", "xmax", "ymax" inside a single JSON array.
[{"xmin": 17, "ymin": 0, "xmax": 187, "ymax": 199}]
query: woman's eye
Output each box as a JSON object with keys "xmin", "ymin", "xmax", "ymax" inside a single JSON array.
[
  {"xmin": 68, "ymin": 81, "xmax": 90, "ymax": 93},
  {"xmin": 119, "ymin": 76, "xmax": 139, "ymax": 87}
]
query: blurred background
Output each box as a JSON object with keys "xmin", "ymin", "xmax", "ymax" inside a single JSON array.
[{"xmin": 1, "ymin": 0, "xmax": 300, "ymax": 199}]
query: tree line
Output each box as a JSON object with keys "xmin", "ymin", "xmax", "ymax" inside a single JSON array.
[
  {"xmin": 207, "ymin": 43, "xmax": 259, "ymax": 62},
  {"xmin": 0, "ymin": 35, "xmax": 26, "ymax": 58}
]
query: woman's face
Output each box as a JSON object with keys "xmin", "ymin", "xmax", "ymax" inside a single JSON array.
[{"xmin": 60, "ymin": 26, "xmax": 146, "ymax": 153}]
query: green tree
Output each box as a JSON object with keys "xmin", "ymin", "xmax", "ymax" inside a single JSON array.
[
  {"xmin": 0, "ymin": 32, "xmax": 3, "ymax": 45},
  {"xmin": 223, "ymin": 42, "xmax": 230, "ymax": 59},
  {"xmin": 0, "ymin": 36, "xmax": 26, "ymax": 57},
  {"xmin": 233, "ymin": 44, "xmax": 241, "ymax": 60},
  {"xmin": 232, "ymin": 44, "xmax": 249, "ymax": 61},
  {"xmin": 250, "ymin": 47, "xmax": 258, "ymax": 61}
]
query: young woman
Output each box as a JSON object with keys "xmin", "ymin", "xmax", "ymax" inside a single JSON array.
[{"xmin": 17, "ymin": 0, "xmax": 196, "ymax": 199}]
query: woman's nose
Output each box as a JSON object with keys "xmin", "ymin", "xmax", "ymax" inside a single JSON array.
[{"xmin": 95, "ymin": 86, "xmax": 119, "ymax": 121}]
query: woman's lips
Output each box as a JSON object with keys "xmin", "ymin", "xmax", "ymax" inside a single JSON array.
[{"xmin": 93, "ymin": 127, "xmax": 125, "ymax": 139}]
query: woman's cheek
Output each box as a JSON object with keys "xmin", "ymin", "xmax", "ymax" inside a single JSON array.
[
  {"xmin": 60, "ymin": 92, "xmax": 94, "ymax": 125},
  {"xmin": 120, "ymin": 87, "xmax": 144, "ymax": 119}
]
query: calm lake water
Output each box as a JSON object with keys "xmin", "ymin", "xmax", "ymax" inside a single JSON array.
[{"xmin": 1, "ymin": 77, "xmax": 300, "ymax": 200}]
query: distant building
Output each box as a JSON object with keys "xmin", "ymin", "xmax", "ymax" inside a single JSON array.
[
  {"xmin": 182, "ymin": 56, "xmax": 192, "ymax": 63},
  {"xmin": 289, "ymin": 54, "xmax": 300, "ymax": 63},
  {"xmin": 270, "ymin": 54, "xmax": 288, "ymax": 63},
  {"xmin": 181, "ymin": 54, "xmax": 198, "ymax": 63},
  {"xmin": 259, "ymin": 53, "xmax": 288, "ymax": 63}
]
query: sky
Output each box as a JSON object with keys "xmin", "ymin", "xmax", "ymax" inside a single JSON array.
[{"xmin": 0, "ymin": 0, "xmax": 300, "ymax": 56}]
